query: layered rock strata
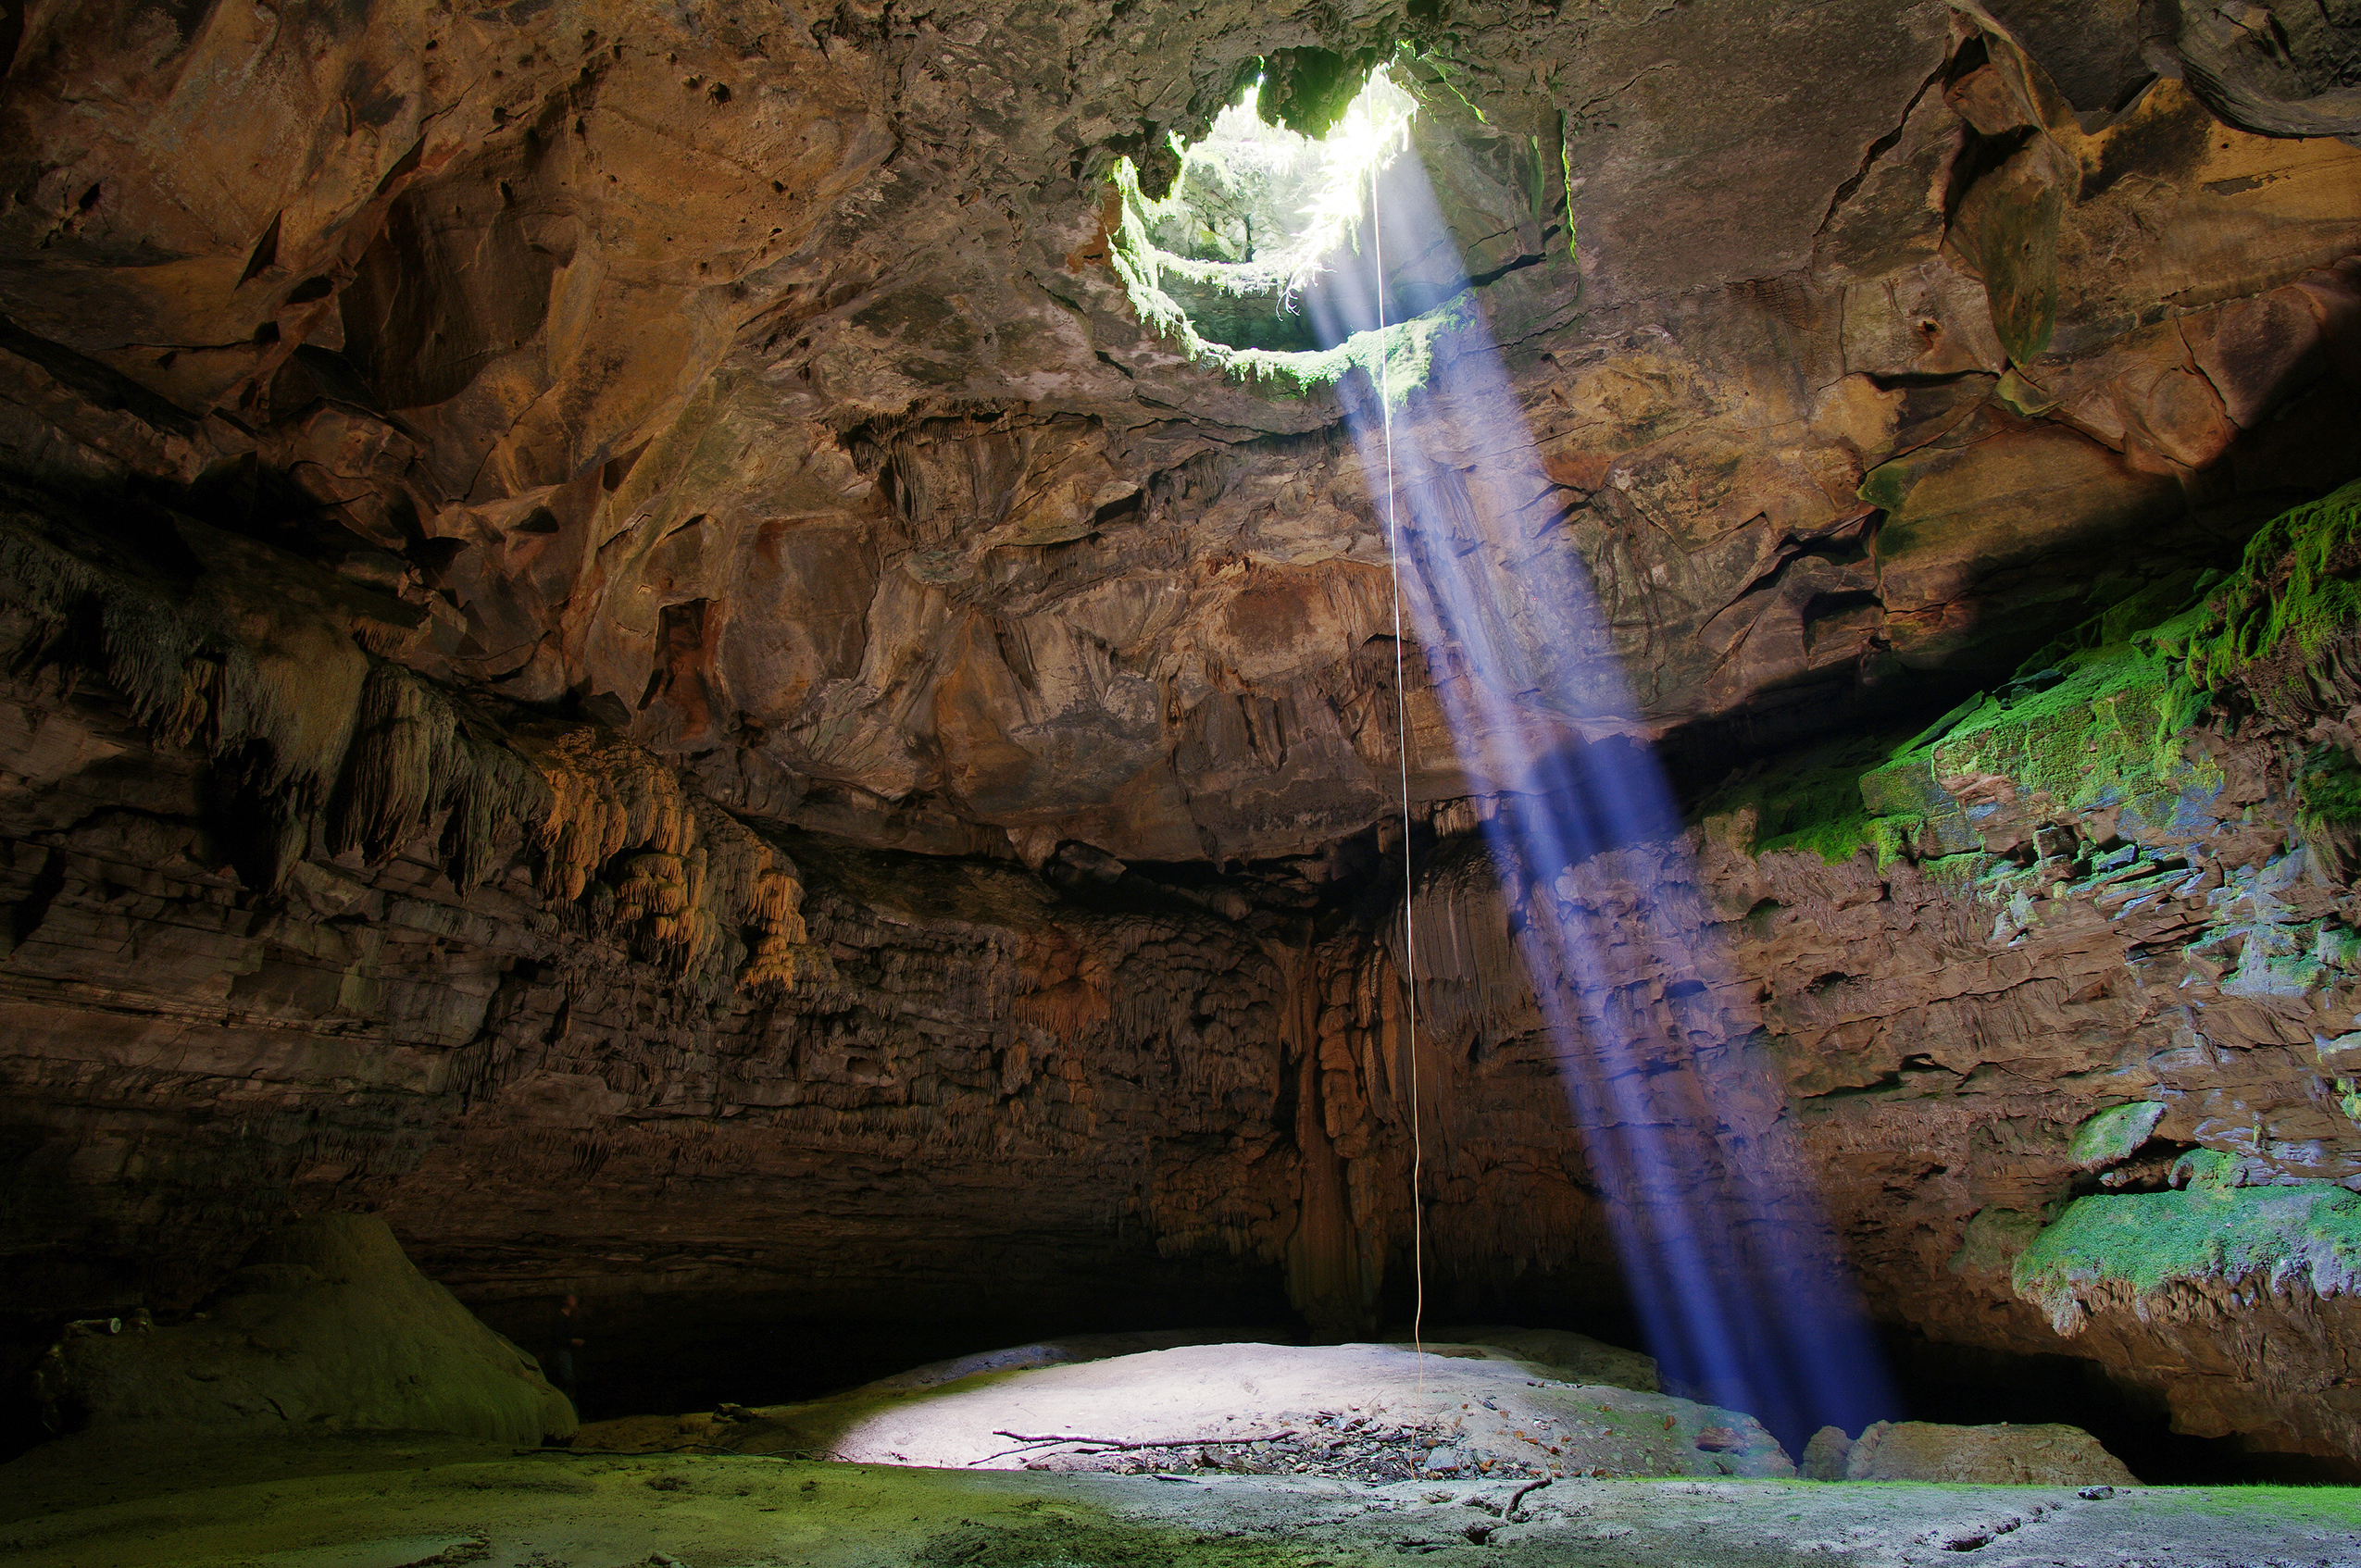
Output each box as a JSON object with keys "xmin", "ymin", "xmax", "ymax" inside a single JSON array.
[
  {"xmin": 14, "ymin": 489, "xmax": 2361, "ymax": 1468},
  {"xmin": 6, "ymin": 0, "xmax": 2361, "ymax": 1476},
  {"xmin": 2, "ymin": 2, "xmax": 2356, "ymax": 858}
]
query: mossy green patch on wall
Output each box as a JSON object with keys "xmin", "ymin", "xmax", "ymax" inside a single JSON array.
[
  {"xmin": 2170, "ymin": 1148, "xmax": 2244, "ymax": 1192},
  {"xmin": 1918, "ymin": 625, "xmax": 2217, "ymax": 820},
  {"xmin": 2069, "ymin": 1101, "xmax": 2167, "ymax": 1170},
  {"xmin": 1687, "ymin": 482, "xmax": 2361, "ymax": 875},
  {"xmin": 2012, "ymin": 1182, "xmax": 2361, "ymax": 1335},
  {"xmin": 1693, "ymin": 726, "xmax": 1924, "ymax": 865},
  {"xmin": 1229, "ymin": 293, "xmax": 1476, "ymax": 405},
  {"xmin": 1948, "ymin": 1207, "xmax": 2044, "ymax": 1281},
  {"xmin": 2176, "ymin": 477, "xmax": 2361, "ymax": 710},
  {"xmin": 2298, "ymin": 743, "xmax": 2361, "ymax": 829},
  {"xmin": 1691, "ymin": 595, "xmax": 2231, "ymax": 868}
]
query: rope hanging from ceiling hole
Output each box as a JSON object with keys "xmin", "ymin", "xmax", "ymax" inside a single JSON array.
[{"xmin": 1371, "ymin": 152, "xmax": 1427, "ymax": 1388}]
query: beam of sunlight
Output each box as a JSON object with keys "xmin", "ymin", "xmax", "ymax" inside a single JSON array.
[{"xmin": 1308, "ymin": 114, "xmax": 1899, "ymax": 1454}]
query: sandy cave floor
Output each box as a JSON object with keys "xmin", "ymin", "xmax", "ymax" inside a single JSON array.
[
  {"xmin": 6, "ymin": 1339, "xmax": 2361, "ymax": 1567},
  {"xmin": 4, "ymin": 1432, "xmax": 2360, "ymax": 1568},
  {"xmin": 568, "ymin": 1340, "xmax": 1788, "ymax": 1483}
]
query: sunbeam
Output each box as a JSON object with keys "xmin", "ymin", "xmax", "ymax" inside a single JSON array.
[{"xmin": 1309, "ymin": 93, "xmax": 1899, "ymax": 1454}]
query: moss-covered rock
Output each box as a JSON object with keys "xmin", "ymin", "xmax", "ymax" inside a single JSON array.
[
  {"xmin": 1696, "ymin": 621, "xmax": 2215, "ymax": 865},
  {"xmin": 2069, "ymin": 1101, "xmax": 2167, "ymax": 1170},
  {"xmin": 1948, "ymin": 1208, "xmax": 2045, "ymax": 1283},
  {"xmin": 1840, "ymin": 1418, "xmax": 2136, "ymax": 1486},
  {"xmin": 1692, "ymin": 481, "xmax": 2361, "ymax": 868},
  {"xmin": 2012, "ymin": 1182, "xmax": 2361, "ymax": 1335},
  {"xmin": 41, "ymin": 1213, "xmax": 575, "ymax": 1445},
  {"xmin": 2176, "ymin": 478, "xmax": 2361, "ymax": 720},
  {"xmin": 1694, "ymin": 728, "xmax": 1928, "ymax": 865}
]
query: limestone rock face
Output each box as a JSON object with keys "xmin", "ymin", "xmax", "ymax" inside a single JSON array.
[
  {"xmin": 39, "ymin": 1214, "xmax": 573, "ymax": 1446},
  {"xmin": 3, "ymin": 0, "xmax": 2357, "ymax": 859},
  {"xmin": 7, "ymin": 0, "xmax": 2361, "ymax": 1480}
]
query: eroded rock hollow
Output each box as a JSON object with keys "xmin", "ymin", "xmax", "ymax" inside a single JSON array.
[{"xmin": 6, "ymin": 0, "xmax": 2361, "ymax": 1481}]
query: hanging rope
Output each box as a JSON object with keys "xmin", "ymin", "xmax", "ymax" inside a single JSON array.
[{"xmin": 1370, "ymin": 149, "xmax": 1427, "ymax": 1376}]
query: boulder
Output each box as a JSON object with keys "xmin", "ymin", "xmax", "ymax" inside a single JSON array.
[
  {"xmin": 40, "ymin": 1214, "xmax": 574, "ymax": 1447},
  {"xmin": 1839, "ymin": 1420, "xmax": 2137, "ymax": 1486},
  {"xmin": 1800, "ymin": 1424, "xmax": 1854, "ymax": 1480}
]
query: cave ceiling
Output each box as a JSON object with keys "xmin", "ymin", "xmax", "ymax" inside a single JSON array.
[{"xmin": 3, "ymin": 0, "xmax": 2358, "ymax": 867}]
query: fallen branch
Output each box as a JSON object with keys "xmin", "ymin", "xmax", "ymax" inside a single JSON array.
[
  {"xmin": 1505, "ymin": 1476, "xmax": 1553, "ymax": 1519},
  {"xmin": 975, "ymin": 1429, "xmax": 1298, "ymax": 1464}
]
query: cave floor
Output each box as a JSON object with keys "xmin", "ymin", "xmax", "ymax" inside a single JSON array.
[{"xmin": 3, "ymin": 1430, "xmax": 2357, "ymax": 1568}]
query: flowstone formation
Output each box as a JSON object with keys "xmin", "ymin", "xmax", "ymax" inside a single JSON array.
[{"xmin": 4, "ymin": 0, "xmax": 2361, "ymax": 1484}]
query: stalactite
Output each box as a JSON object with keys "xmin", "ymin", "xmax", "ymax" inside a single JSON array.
[
  {"xmin": 0, "ymin": 513, "xmax": 369, "ymax": 803},
  {"xmin": 327, "ymin": 662, "xmax": 551, "ymax": 890},
  {"xmin": 1387, "ymin": 835, "xmax": 1533, "ymax": 1051},
  {"xmin": 519, "ymin": 727, "xmax": 815, "ymax": 994},
  {"xmin": 0, "ymin": 509, "xmax": 814, "ymax": 994}
]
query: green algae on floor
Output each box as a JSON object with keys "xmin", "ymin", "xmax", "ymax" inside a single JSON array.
[
  {"xmin": 918, "ymin": 1508, "xmax": 1356, "ymax": 1568},
  {"xmin": 7, "ymin": 1432, "xmax": 2360, "ymax": 1568}
]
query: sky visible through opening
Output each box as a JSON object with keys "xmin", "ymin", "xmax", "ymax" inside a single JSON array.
[{"xmin": 1155, "ymin": 67, "xmax": 1419, "ymax": 305}]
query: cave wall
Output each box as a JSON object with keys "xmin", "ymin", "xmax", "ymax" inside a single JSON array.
[
  {"xmin": 13, "ymin": 571, "xmax": 2361, "ymax": 1464},
  {"xmin": 4, "ymin": 1, "xmax": 2357, "ymax": 862},
  {"xmin": 0, "ymin": 666, "xmax": 1302, "ymax": 1350},
  {"xmin": 6, "ymin": 0, "xmax": 2361, "ymax": 1470}
]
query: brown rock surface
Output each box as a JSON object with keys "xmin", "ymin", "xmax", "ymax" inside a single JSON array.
[
  {"xmin": 1, "ymin": 1, "xmax": 2355, "ymax": 856},
  {"xmin": 6, "ymin": 0, "xmax": 2361, "ymax": 1483},
  {"xmin": 1840, "ymin": 1419, "xmax": 2137, "ymax": 1486}
]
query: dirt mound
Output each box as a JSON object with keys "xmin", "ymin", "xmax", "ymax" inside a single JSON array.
[{"xmin": 39, "ymin": 1213, "xmax": 573, "ymax": 1446}]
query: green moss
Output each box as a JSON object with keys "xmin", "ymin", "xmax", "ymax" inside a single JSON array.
[
  {"xmin": 1696, "ymin": 483, "xmax": 2361, "ymax": 875},
  {"xmin": 1228, "ymin": 292, "xmax": 1475, "ymax": 406},
  {"xmin": 2336, "ymin": 1078, "xmax": 2361, "ymax": 1123},
  {"xmin": 1558, "ymin": 131, "xmax": 1580, "ymax": 265},
  {"xmin": 2156, "ymin": 1487, "xmax": 2361, "ymax": 1527},
  {"xmin": 1922, "ymin": 628, "xmax": 2213, "ymax": 817},
  {"xmin": 1947, "ymin": 1207, "xmax": 2043, "ymax": 1279},
  {"xmin": 1107, "ymin": 143, "xmax": 1468, "ymax": 410},
  {"xmin": 1693, "ymin": 727, "xmax": 1925, "ymax": 865},
  {"xmin": 2179, "ymin": 477, "xmax": 2361, "ymax": 699},
  {"xmin": 2297, "ymin": 743, "xmax": 2361, "ymax": 829},
  {"xmin": 2011, "ymin": 1181, "xmax": 2361, "ymax": 1334},
  {"xmin": 1685, "ymin": 482, "xmax": 2361, "ymax": 875},
  {"xmin": 2170, "ymin": 1148, "xmax": 2243, "ymax": 1192},
  {"xmin": 2068, "ymin": 1101, "xmax": 2167, "ymax": 1170},
  {"xmin": 1918, "ymin": 852, "xmax": 1987, "ymax": 890},
  {"xmin": 1691, "ymin": 591, "xmax": 2233, "ymax": 867}
]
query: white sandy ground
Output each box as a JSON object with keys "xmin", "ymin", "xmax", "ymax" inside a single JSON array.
[
  {"xmin": 590, "ymin": 1341, "xmax": 1793, "ymax": 1480},
  {"xmin": 3, "ymin": 1429, "xmax": 2358, "ymax": 1568}
]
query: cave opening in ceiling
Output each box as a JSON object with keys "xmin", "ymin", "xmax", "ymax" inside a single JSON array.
[{"xmin": 1109, "ymin": 59, "xmax": 1467, "ymax": 401}]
